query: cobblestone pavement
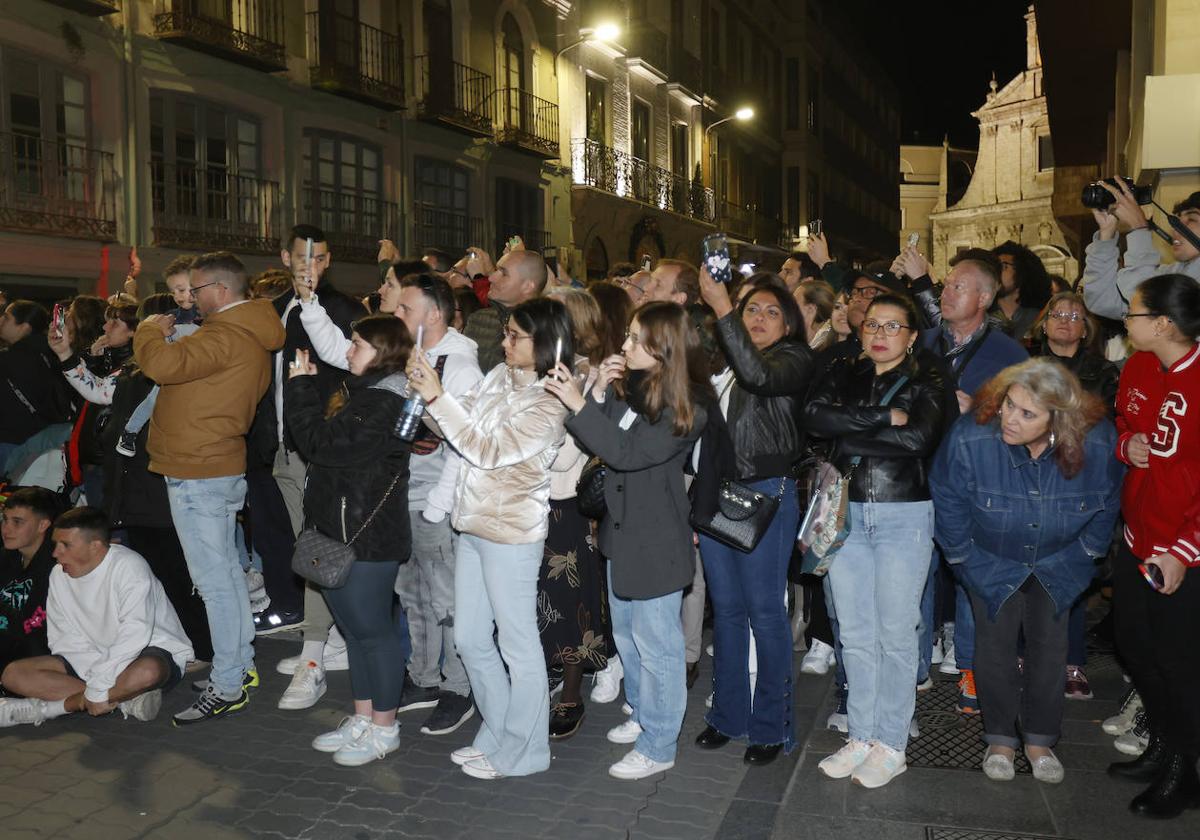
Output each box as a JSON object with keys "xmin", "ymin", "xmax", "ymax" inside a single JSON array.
[{"xmin": 3, "ymin": 635, "xmax": 1198, "ymax": 839}]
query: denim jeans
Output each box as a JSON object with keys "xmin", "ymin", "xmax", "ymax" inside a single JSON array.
[
  {"xmin": 608, "ymin": 563, "xmax": 686, "ymax": 764},
  {"xmin": 917, "ymin": 548, "xmax": 941, "ymax": 682},
  {"xmin": 1067, "ymin": 594, "xmax": 1088, "ymax": 666},
  {"xmin": 165, "ymin": 475, "xmax": 254, "ymax": 697},
  {"xmin": 823, "ymin": 574, "xmax": 847, "ymax": 688},
  {"xmin": 455, "ymin": 534, "xmax": 549, "ymax": 776},
  {"xmin": 953, "ymin": 576, "xmax": 976, "ymax": 672},
  {"xmin": 826, "ymin": 501, "xmax": 934, "ymax": 751},
  {"xmin": 323, "ymin": 559, "xmax": 406, "ymax": 711},
  {"xmin": 700, "ymin": 477, "xmax": 798, "ymax": 749}
]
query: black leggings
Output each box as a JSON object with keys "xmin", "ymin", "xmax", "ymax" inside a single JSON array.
[
  {"xmin": 1113, "ymin": 543, "xmax": 1200, "ymax": 757},
  {"xmin": 322, "ymin": 559, "xmax": 405, "ymax": 712}
]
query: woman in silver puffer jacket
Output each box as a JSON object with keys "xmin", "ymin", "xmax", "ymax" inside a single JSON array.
[{"xmin": 407, "ymin": 297, "xmax": 572, "ymax": 780}]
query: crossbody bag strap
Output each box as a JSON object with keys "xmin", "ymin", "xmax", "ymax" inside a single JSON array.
[
  {"xmin": 346, "ymin": 471, "xmax": 403, "ymax": 547},
  {"xmin": 846, "ymin": 374, "xmax": 910, "ymax": 471}
]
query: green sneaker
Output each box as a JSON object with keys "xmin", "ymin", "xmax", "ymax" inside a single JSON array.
[
  {"xmin": 172, "ymin": 686, "xmax": 249, "ymax": 726},
  {"xmin": 191, "ymin": 668, "xmax": 259, "ymax": 693}
]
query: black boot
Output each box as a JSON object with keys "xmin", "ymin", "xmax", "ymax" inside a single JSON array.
[
  {"xmin": 1130, "ymin": 753, "xmax": 1200, "ymax": 818},
  {"xmin": 1109, "ymin": 731, "xmax": 1172, "ymax": 782}
]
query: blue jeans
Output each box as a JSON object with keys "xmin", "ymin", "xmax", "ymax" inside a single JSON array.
[
  {"xmin": 826, "ymin": 501, "xmax": 934, "ymax": 751},
  {"xmin": 918, "ymin": 548, "xmax": 941, "ymax": 682},
  {"xmin": 608, "ymin": 563, "xmax": 686, "ymax": 764},
  {"xmin": 323, "ymin": 559, "xmax": 406, "ymax": 711},
  {"xmin": 1067, "ymin": 593, "xmax": 1088, "ymax": 666},
  {"xmin": 125, "ymin": 384, "xmax": 159, "ymax": 433},
  {"xmin": 454, "ymin": 534, "xmax": 549, "ymax": 777},
  {"xmin": 165, "ymin": 475, "xmax": 254, "ymax": 697},
  {"xmin": 700, "ymin": 477, "xmax": 798, "ymax": 749},
  {"xmin": 823, "ymin": 575, "xmax": 848, "ymax": 688},
  {"xmin": 953, "ymin": 575, "xmax": 975, "ymax": 672}
]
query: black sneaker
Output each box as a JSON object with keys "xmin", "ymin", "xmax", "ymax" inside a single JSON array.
[
  {"xmin": 253, "ymin": 609, "xmax": 303, "ymax": 636},
  {"xmin": 419, "ymin": 691, "xmax": 475, "ymax": 735},
  {"xmin": 549, "ymin": 701, "xmax": 585, "ymax": 740},
  {"xmin": 115, "ymin": 430, "xmax": 138, "ymax": 457},
  {"xmin": 172, "ymin": 685, "xmax": 249, "ymax": 726},
  {"xmin": 192, "ymin": 668, "xmax": 259, "ymax": 694},
  {"xmin": 397, "ymin": 673, "xmax": 440, "ymax": 712}
]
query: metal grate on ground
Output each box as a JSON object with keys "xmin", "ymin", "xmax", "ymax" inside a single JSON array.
[
  {"xmin": 925, "ymin": 829, "xmax": 1077, "ymax": 840},
  {"xmin": 909, "ymin": 676, "xmax": 1031, "ymax": 773}
]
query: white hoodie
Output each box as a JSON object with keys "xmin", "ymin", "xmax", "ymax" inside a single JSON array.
[{"xmin": 47, "ymin": 543, "xmax": 193, "ymax": 703}]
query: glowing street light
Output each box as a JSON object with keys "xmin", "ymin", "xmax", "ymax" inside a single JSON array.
[{"xmin": 556, "ymin": 22, "xmax": 620, "ymax": 59}]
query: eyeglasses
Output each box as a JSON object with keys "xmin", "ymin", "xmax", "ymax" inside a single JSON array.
[
  {"xmin": 849, "ymin": 285, "xmax": 882, "ymax": 299},
  {"xmin": 1048, "ymin": 311, "xmax": 1084, "ymax": 323},
  {"xmin": 188, "ymin": 281, "xmax": 221, "ymax": 297},
  {"xmin": 1123, "ymin": 312, "xmax": 1158, "ymax": 323},
  {"xmin": 861, "ymin": 319, "xmax": 913, "ymax": 336},
  {"xmin": 502, "ymin": 329, "xmax": 533, "ymax": 343}
]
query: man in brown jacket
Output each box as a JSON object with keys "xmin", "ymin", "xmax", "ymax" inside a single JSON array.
[{"xmin": 133, "ymin": 251, "xmax": 285, "ymax": 726}]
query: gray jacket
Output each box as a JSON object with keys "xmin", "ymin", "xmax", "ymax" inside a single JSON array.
[
  {"xmin": 566, "ymin": 393, "xmax": 705, "ymax": 600},
  {"xmin": 1080, "ymin": 228, "xmax": 1200, "ymax": 319}
]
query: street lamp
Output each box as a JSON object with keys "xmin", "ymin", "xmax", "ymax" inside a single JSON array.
[
  {"xmin": 556, "ymin": 22, "xmax": 620, "ymax": 59},
  {"xmin": 704, "ymin": 106, "xmax": 755, "ymax": 137}
]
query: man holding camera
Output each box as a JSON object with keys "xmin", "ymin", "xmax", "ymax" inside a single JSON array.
[{"xmin": 1080, "ymin": 180, "xmax": 1200, "ymax": 319}]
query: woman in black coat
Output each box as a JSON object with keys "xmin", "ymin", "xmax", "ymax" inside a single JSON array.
[
  {"xmin": 285, "ymin": 314, "xmax": 412, "ymax": 768},
  {"xmin": 545, "ymin": 301, "xmax": 712, "ymax": 782}
]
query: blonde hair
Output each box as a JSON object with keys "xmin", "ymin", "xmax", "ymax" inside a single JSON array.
[{"xmin": 546, "ymin": 287, "xmax": 603, "ymax": 365}]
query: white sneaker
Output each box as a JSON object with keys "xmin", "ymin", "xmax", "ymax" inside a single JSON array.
[
  {"xmin": 461, "ymin": 755, "xmax": 504, "ymax": 780},
  {"xmin": 705, "ymin": 692, "xmax": 713, "ymax": 709},
  {"xmin": 706, "ymin": 643, "xmax": 714, "ymax": 658},
  {"xmin": 0, "ymin": 698, "xmax": 50, "ymax": 727},
  {"xmin": 246, "ymin": 568, "xmax": 269, "ymax": 612},
  {"xmin": 938, "ymin": 636, "xmax": 959, "ymax": 675},
  {"xmin": 800, "ymin": 639, "xmax": 835, "ymax": 675},
  {"xmin": 1114, "ymin": 709, "xmax": 1150, "ymax": 755},
  {"xmin": 908, "ymin": 717, "xmax": 920, "ymax": 740},
  {"xmin": 590, "ymin": 657, "xmax": 623, "ymax": 704},
  {"xmin": 609, "ymin": 748, "xmax": 674, "ymax": 780},
  {"xmin": 930, "ymin": 637, "xmax": 945, "ymax": 666},
  {"xmin": 621, "ymin": 702, "xmax": 633, "ymax": 715},
  {"xmin": 324, "ymin": 626, "xmax": 349, "ymax": 671},
  {"xmin": 607, "ymin": 719, "xmax": 643, "ymax": 744},
  {"xmin": 332, "ymin": 722, "xmax": 400, "ymax": 767},
  {"xmin": 916, "ymin": 677, "xmax": 934, "ymax": 692},
  {"xmin": 312, "ymin": 714, "xmax": 370, "ymax": 752},
  {"xmin": 818, "ymin": 738, "xmax": 872, "ymax": 779},
  {"xmin": 1102, "ymin": 687, "xmax": 1143, "ymax": 735},
  {"xmin": 118, "ymin": 689, "xmax": 162, "ymax": 722},
  {"xmin": 278, "ymin": 661, "xmax": 327, "ymax": 710},
  {"xmin": 451, "ymin": 745, "xmax": 485, "ymax": 766},
  {"xmin": 851, "ymin": 742, "xmax": 907, "ymax": 788}
]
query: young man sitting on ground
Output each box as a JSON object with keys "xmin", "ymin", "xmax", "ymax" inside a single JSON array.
[
  {"xmin": 0, "ymin": 507, "xmax": 193, "ymax": 725},
  {"xmin": 0, "ymin": 487, "xmax": 60, "ymax": 673}
]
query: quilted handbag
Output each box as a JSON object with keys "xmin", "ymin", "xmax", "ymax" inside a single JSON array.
[
  {"xmin": 692, "ymin": 477, "xmax": 785, "ymax": 553},
  {"xmin": 575, "ymin": 456, "xmax": 608, "ymax": 520},
  {"xmin": 291, "ymin": 471, "xmax": 403, "ymax": 589}
]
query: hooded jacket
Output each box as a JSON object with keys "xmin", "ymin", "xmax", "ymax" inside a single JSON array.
[
  {"xmin": 0, "ymin": 333, "xmax": 74, "ymax": 445},
  {"xmin": 133, "ymin": 299, "xmax": 285, "ymax": 479}
]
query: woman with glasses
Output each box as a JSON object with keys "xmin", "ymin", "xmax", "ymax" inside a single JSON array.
[
  {"xmin": 1107, "ymin": 274, "xmax": 1200, "ymax": 818},
  {"xmin": 693, "ymin": 268, "xmax": 815, "ymax": 767},
  {"xmin": 543, "ymin": 301, "xmax": 712, "ymax": 780},
  {"xmin": 801, "ymin": 294, "xmax": 953, "ymax": 788},
  {"xmin": 406, "ymin": 298, "xmax": 572, "ymax": 780},
  {"xmin": 930, "ymin": 358, "xmax": 1122, "ymax": 785}
]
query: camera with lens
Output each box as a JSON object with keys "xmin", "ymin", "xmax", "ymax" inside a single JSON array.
[{"xmin": 1081, "ymin": 176, "xmax": 1153, "ymax": 210}]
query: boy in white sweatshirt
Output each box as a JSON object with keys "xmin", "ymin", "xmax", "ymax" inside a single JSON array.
[{"xmin": 0, "ymin": 507, "xmax": 193, "ymax": 726}]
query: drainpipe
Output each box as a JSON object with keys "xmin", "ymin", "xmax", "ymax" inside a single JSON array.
[{"xmin": 119, "ymin": 2, "xmax": 143, "ymax": 294}]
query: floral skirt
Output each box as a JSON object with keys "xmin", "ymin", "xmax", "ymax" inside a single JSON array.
[{"xmin": 537, "ymin": 498, "xmax": 612, "ymax": 672}]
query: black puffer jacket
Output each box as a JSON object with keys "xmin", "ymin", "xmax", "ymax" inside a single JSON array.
[
  {"xmin": 285, "ymin": 371, "xmax": 411, "ymax": 563},
  {"xmin": 1031, "ymin": 341, "xmax": 1120, "ymax": 412},
  {"xmin": 801, "ymin": 350, "xmax": 954, "ymax": 503},
  {"xmin": 101, "ymin": 368, "xmax": 173, "ymax": 529},
  {"xmin": 714, "ymin": 313, "xmax": 816, "ymax": 480}
]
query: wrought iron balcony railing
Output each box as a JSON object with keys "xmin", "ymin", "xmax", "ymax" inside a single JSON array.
[
  {"xmin": 154, "ymin": 0, "xmax": 286, "ymax": 72},
  {"xmin": 412, "ymin": 201, "xmax": 484, "ymax": 255},
  {"xmin": 415, "ymin": 55, "xmax": 494, "ymax": 137},
  {"xmin": 151, "ymin": 161, "xmax": 281, "ymax": 254},
  {"xmin": 43, "ymin": 0, "xmax": 119, "ymax": 15},
  {"xmin": 306, "ymin": 11, "xmax": 405, "ymax": 110},
  {"xmin": 570, "ymin": 139, "xmax": 714, "ymax": 223},
  {"xmin": 0, "ymin": 132, "xmax": 118, "ymax": 241},
  {"xmin": 302, "ymin": 188, "xmax": 402, "ymax": 264},
  {"xmin": 493, "ymin": 88, "xmax": 559, "ymax": 159}
]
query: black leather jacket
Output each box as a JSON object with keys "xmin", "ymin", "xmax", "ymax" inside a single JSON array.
[
  {"xmin": 1032, "ymin": 341, "xmax": 1120, "ymax": 412},
  {"xmin": 715, "ymin": 313, "xmax": 816, "ymax": 480},
  {"xmin": 801, "ymin": 350, "xmax": 954, "ymax": 502}
]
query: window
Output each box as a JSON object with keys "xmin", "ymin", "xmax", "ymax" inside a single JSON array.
[
  {"xmin": 785, "ymin": 58, "xmax": 800, "ymax": 131},
  {"xmin": 301, "ymin": 131, "xmax": 381, "ymax": 237},
  {"xmin": 414, "ymin": 156, "xmax": 471, "ymax": 250},
  {"xmin": 710, "ymin": 9, "xmax": 720, "ymax": 67},
  {"xmin": 501, "ymin": 14, "xmax": 526, "ymax": 130},
  {"xmin": 671, "ymin": 122, "xmax": 688, "ymax": 178},
  {"xmin": 631, "ymin": 100, "xmax": 651, "ymax": 163},
  {"xmin": 807, "ymin": 65, "xmax": 819, "ymax": 134},
  {"xmin": 1038, "ymin": 134, "xmax": 1054, "ymax": 170},
  {"xmin": 585, "ymin": 74, "xmax": 607, "ymax": 144},
  {"xmin": 806, "ymin": 171, "xmax": 820, "ymax": 221},
  {"xmin": 786, "ymin": 165, "xmax": 800, "ymax": 229},
  {"xmin": 495, "ymin": 177, "xmax": 543, "ymax": 251}
]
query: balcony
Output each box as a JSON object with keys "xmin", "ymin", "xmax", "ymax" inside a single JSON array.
[
  {"xmin": 493, "ymin": 89, "xmax": 559, "ymax": 159},
  {"xmin": 570, "ymin": 138, "xmax": 714, "ymax": 223},
  {"xmin": 150, "ymin": 162, "xmax": 281, "ymax": 254},
  {"xmin": 412, "ymin": 201, "xmax": 483, "ymax": 255},
  {"xmin": 415, "ymin": 56, "xmax": 493, "ymax": 138},
  {"xmin": 0, "ymin": 132, "xmax": 117, "ymax": 241},
  {"xmin": 496, "ymin": 225, "xmax": 549, "ymax": 255},
  {"xmin": 43, "ymin": 0, "xmax": 119, "ymax": 14},
  {"xmin": 305, "ymin": 11, "xmax": 405, "ymax": 110},
  {"xmin": 671, "ymin": 47, "xmax": 704, "ymax": 97},
  {"xmin": 303, "ymin": 188, "xmax": 402, "ymax": 263},
  {"xmin": 718, "ymin": 200, "xmax": 752, "ymax": 238},
  {"xmin": 153, "ymin": 0, "xmax": 286, "ymax": 73}
]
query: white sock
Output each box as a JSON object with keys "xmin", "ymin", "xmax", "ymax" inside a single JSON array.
[
  {"xmin": 300, "ymin": 640, "xmax": 325, "ymax": 665},
  {"xmin": 42, "ymin": 699, "xmax": 69, "ymax": 719}
]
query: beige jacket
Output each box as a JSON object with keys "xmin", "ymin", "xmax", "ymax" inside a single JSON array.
[{"xmin": 427, "ymin": 364, "xmax": 567, "ymax": 544}]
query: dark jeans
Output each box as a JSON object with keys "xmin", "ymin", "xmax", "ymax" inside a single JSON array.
[
  {"xmin": 125, "ymin": 526, "xmax": 214, "ymax": 662},
  {"xmin": 1067, "ymin": 593, "xmax": 1088, "ymax": 666},
  {"xmin": 803, "ymin": 574, "xmax": 834, "ymax": 647},
  {"xmin": 322, "ymin": 559, "xmax": 406, "ymax": 712},
  {"xmin": 1113, "ymin": 543, "xmax": 1200, "ymax": 757},
  {"xmin": 245, "ymin": 468, "xmax": 303, "ymax": 615},
  {"xmin": 970, "ymin": 576, "xmax": 1067, "ymax": 749},
  {"xmin": 700, "ymin": 477, "xmax": 799, "ymax": 750}
]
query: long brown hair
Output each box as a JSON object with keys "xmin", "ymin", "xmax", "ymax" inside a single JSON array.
[
  {"xmin": 325, "ymin": 315, "xmax": 413, "ymax": 417},
  {"xmin": 547, "ymin": 287, "xmax": 603, "ymax": 365},
  {"xmin": 588, "ymin": 280, "xmax": 634, "ymax": 359},
  {"xmin": 973, "ymin": 357, "xmax": 1106, "ymax": 479},
  {"xmin": 624, "ymin": 301, "xmax": 715, "ymax": 436}
]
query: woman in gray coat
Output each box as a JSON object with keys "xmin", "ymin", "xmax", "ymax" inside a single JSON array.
[{"xmin": 545, "ymin": 301, "xmax": 713, "ymax": 781}]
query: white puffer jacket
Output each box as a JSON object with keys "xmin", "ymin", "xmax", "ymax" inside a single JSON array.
[{"xmin": 427, "ymin": 363, "xmax": 567, "ymax": 544}]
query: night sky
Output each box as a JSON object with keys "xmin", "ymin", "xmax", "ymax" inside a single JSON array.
[{"xmin": 896, "ymin": 0, "xmax": 1034, "ymax": 148}]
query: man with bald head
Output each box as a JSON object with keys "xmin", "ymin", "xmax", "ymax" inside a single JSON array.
[{"xmin": 464, "ymin": 248, "xmax": 547, "ymax": 372}]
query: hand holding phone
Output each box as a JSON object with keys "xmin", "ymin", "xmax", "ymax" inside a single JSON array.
[
  {"xmin": 808, "ymin": 219, "xmax": 823, "ymax": 237},
  {"xmin": 701, "ymin": 233, "xmax": 733, "ymax": 285},
  {"xmin": 641, "ymin": 254, "xmax": 653, "ymax": 273},
  {"xmin": 1139, "ymin": 562, "xmax": 1165, "ymax": 591},
  {"xmin": 51, "ymin": 303, "xmax": 66, "ymax": 339}
]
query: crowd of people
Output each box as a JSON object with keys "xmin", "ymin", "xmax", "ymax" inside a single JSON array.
[{"xmin": 0, "ymin": 177, "xmax": 1198, "ymax": 818}]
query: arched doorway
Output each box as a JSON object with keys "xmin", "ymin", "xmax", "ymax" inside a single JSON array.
[{"xmin": 586, "ymin": 237, "xmax": 609, "ymax": 282}]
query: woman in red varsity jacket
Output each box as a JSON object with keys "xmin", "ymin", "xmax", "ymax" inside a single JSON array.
[{"xmin": 1110, "ymin": 273, "xmax": 1200, "ymax": 819}]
